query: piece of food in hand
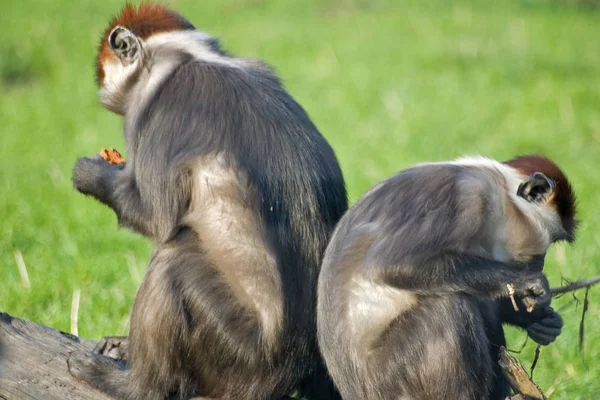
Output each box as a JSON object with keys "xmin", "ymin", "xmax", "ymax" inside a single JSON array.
[{"xmin": 100, "ymin": 147, "xmax": 126, "ymax": 165}]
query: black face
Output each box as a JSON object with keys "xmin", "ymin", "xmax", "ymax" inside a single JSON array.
[
  {"xmin": 517, "ymin": 172, "xmax": 555, "ymax": 203},
  {"xmin": 109, "ymin": 26, "xmax": 140, "ymax": 62}
]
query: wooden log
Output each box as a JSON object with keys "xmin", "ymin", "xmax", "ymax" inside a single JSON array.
[
  {"xmin": 0, "ymin": 311, "xmax": 553, "ymax": 400},
  {"xmin": 498, "ymin": 346, "xmax": 547, "ymax": 400},
  {"xmin": 0, "ymin": 311, "xmax": 113, "ymax": 400}
]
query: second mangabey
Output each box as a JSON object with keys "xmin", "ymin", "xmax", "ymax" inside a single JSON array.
[{"xmin": 318, "ymin": 155, "xmax": 576, "ymax": 400}]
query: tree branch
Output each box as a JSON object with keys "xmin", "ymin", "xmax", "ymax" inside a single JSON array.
[{"xmin": 551, "ymin": 275, "xmax": 600, "ymax": 296}]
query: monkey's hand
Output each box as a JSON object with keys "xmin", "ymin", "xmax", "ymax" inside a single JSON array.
[
  {"xmin": 512, "ymin": 275, "xmax": 551, "ymax": 312},
  {"xmin": 526, "ymin": 307, "xmax": 563, "ymax": 346},
  {"xmin": 72, "ymin": 156, "xmax": 120, "ymax": 205}
]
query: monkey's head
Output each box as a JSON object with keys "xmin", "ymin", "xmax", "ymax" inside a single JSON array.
[
  {"xmin": 96, "ymin": 3, "xmax": 195, "ymax": 114},
  {"xmin": 505, "ymin": 155, "xmax": 578, "ymax": 243}
]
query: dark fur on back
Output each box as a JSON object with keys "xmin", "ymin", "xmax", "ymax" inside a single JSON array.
[
  {"xmin": 70, "ymin": 30, "xmax": 347, "ymax": 400},
  {"xmin": 134, "ymin": 59, "xmax": 347, "ymax": 334},
  {"xmin": 133, "ymin": 61, "xmax": 347, "ymax": 394}
]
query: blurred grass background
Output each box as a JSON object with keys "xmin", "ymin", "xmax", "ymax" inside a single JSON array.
[{"xmin": 1, "ymin": 0, "xmax": 599, "ymax": 398}]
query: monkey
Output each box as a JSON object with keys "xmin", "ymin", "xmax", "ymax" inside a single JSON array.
[
  {"xmin": 317, "ymin": 155, "xmax": 577, "ymax": 400},
  {"xmin": 67, "ymin": 4, "xmax": 347, "ymax": 400}
]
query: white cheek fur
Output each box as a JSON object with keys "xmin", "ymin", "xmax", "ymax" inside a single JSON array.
[{"xmin": 99, "ymin": 58, "xmax": 141, "ymax": 113}]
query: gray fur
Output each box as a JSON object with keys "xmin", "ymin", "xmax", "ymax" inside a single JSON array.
[
  {"xmin": 317, "ymin": 161, "xmax": 563, "ymax": 400},
  {"xmin": 70, "ymin": 31, "xmax": 347, "ymax": 400}
]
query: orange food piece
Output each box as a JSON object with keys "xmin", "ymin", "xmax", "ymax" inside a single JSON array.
[{"xmin": 100, "ymin": 147, "xmax": 126, "ymax": 165}]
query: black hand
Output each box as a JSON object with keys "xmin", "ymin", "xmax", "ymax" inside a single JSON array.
[
  {"xmin": 527, "ymin": 307, "xmax": 563, "ymax": 345},
  {"xmin": 72, "ymin": 156, "xmax": 118, "ymax": 204}
]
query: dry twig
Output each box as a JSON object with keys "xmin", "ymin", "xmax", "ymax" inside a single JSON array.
[
  {"xmin": 550, "ymin": 275, "xmax": 600, "ymax": 296},
  {"xmin": 550, "ymin": 275, "xmax": 598, "ymax": 363},
  {"xmin": 579, "ymin": 286, "xmax": 590, "ymax": 366},
  {"xmin": 507, "ymin": 283, "xmax": 519, "ymax": 311},
  {"xmin": 530, "ymin": 344, "xmax": 541, "ymax": 378}
]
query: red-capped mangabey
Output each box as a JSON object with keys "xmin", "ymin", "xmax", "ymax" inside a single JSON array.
[
  {"xmin": 67, "ymin": 4, "xmax": 347, "ymax": 400},
  {"xmin": 317, "ymin": 155, "xmax": 577, "ymax": 400}
]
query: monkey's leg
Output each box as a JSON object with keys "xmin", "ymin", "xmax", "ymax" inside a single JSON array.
[
  {"xmin": 112, "ymin": 236, "xmax": 287, "ymax": 399},
  {"xmin": 127, "ymin": 248, "xmax": 282, "ymax": 400},
  {"xmin": 68, "ymin": 278, "xmax": 189, "ymax": 398},
  {"xmin": 70, "ymin": 233, "xmax": 289, "ymax": 400},
  {"xmin": 365, "ymin": 296, "xmax": 499, "ymax": 400}
]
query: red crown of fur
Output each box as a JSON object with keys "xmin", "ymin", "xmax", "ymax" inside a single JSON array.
[
  {"xmin": 96, "ymin": 3, "xmax": 194, "ymax": 84},
  {"xmin": 505, "ymin": 155, "xmax": 577, "ymax": 241}
]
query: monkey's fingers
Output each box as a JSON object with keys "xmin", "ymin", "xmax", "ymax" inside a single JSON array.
[
  {"xmin": 527, "ymin": 323, "xmax": 561, "ymax": 345},
  {"xmin": 537, "ymin": 314, "xmax": 563, "ymax": 329}
]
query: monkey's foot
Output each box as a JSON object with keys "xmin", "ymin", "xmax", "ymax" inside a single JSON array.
[
  {"xmin": 68, "ymin": 351, "xmax": 129, "ymax": 398},
  {"xmin": 68, "ymin": 351, "xmax": 98, "ymax": 381},
  {"xmin": 94, "ymin": 335, "xmax": 129, "ymax": 360},
  {"xmin": 68, "ymin": 351, "xmax": 118, "ymax": 381}
]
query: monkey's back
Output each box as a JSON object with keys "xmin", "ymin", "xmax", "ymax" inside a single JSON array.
[{"xmin": 131, "ymin": 60, "xmax": 348, "ymax": 398}]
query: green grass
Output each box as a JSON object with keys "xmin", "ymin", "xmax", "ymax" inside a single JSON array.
[{"xmin": 1, "ymin": 0, "xmax": 599, "ymax": 398}]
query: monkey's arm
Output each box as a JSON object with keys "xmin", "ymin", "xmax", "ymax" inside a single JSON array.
[
  {"xmin": 72, "ymin": 156, "xmax": 189, "ymax": 241},
  {"xmin": 498, "ymin": 299, "xmax": 563, "ymax": 345},
  {"xmin": 375, "ymin": 252, "xmax": 551, "ymax": 308}
]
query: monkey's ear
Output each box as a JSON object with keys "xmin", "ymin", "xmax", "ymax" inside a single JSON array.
[
  {"xmin": 109, "ymin": 26, "xmax": 140, "ymax": 62},
  {"xmin": 517, "ymin": 172, "xmax": 555, "ymax": 203}
]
